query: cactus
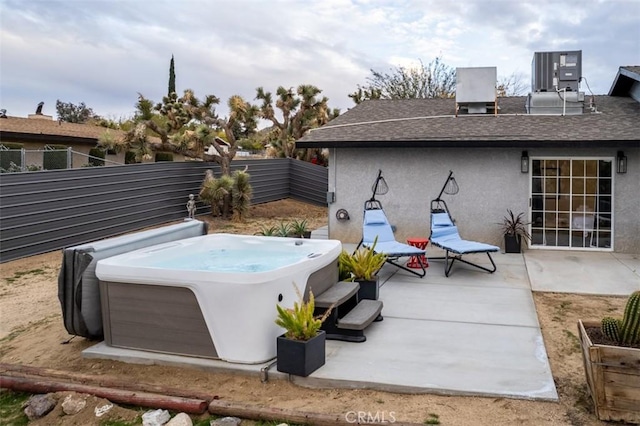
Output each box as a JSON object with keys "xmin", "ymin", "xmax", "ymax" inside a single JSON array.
[
  {"xmin": 601, "ymin": 291, "xmax": 640, "ymax": 345},
  {"xmin": 620, "ymin": 291, "xmax": 640, "ymax": 345},
  {"xmin": 601, "ymin": 316, "xmax": 621, "ymax": 342}
]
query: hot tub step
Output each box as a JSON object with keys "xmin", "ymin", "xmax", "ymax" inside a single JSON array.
[
  {"xmin": 314, "ymin": 281, "xmax": 359, "ymax": 308},
  {"xmin": 337, "ymin": 300, "xmax": 383, "ymax": 331}
]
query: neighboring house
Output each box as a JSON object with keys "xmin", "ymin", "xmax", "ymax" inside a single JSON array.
[
  {"xmin": 0, "ymin": 114, "xmax": 185, "ymax": 169},
  {"xmin": 298, "ymin": 64, "xmax": 640, "ymax": 253}
]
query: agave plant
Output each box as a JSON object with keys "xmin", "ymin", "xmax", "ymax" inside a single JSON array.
[
  {"xmin": 255, "ymin": 225, "xmax": 278, "ymax": 236},
  {"xmin": 276, "ymin": 221, "xmax": 292, "ymax": 237},
  {"xmin": 290, "ymin": 219, "xmax": 309, "ymax": 238}
]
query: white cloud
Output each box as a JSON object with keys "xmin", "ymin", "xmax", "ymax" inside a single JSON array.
[{"xmin": 1, "ymin": 0, "xmax": 638, "ymax": 120}]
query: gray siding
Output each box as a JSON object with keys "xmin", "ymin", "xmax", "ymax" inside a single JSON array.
[{"xmin": 0, "ymin": 159, "xmax": 328, "ymax": 262}]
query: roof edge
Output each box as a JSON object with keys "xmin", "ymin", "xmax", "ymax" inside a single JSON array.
[{"xmin": 297, "ymin": 139, "xmax": 640, "ymax": 149}]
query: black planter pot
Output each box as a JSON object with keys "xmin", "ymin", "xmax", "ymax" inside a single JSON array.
[
  {"xmin": 504, "ymin": 234, "xmax": 522, "ymax": 253},
  {"xmin": 356, "ymin": 277, "xmax": 379, "ymax": 300},
  {"xmin": 276, "ymin": 330, "xmax": 326, "ymax": 377}
]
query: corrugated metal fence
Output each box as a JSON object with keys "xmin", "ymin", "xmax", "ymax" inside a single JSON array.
[{"xmin": 0, "ymin": 159, "xmax": 328, "ymax": 262}]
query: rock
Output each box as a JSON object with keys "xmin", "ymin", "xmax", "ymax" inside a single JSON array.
[
  {"xmin": 23, "ymin": 394, "xmax": 56, "ymax": 420},
  {"xmin": 166, "ymin": 412, "xmax": 193, "ymax": 426},
  {"xmin": 62, "ymin": 393, "xmax": 87, "ymax": 415},
  {"xmin": 94, "ymin": 401, "xmax": 114, "ymax": 418},
  {"xmin": 142, "ymin": 408, "xmax": 171, "ymax": 426},
  {"xmin": 210, "ymin": 416, "xmax": 242, "ymax": 426}
]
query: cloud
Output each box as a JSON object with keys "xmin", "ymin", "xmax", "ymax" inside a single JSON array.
[{"xmin": 1, "ymin": 0, "xmax": 638, "ymax": 120}]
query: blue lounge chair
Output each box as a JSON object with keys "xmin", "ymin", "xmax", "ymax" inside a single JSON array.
[
  {"xmin": 358, "ymin": 204, "xmax": 427, "ymax": 278},
  {"xmin": 430, "ymin": 210, "xmax": 499, "ymax": 277}
]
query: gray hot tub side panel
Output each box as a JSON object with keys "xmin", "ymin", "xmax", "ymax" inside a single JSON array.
[
  {"xmin": 100, "ymin": 281, "xmax": 219, "ymax": 358},
  {"xmin": 99, "ymin": 258, "xmax": 339, "ymax": 359},
  {"xmin": 58, "ymin": 220, "xmax": 208, "ymax": 339}
]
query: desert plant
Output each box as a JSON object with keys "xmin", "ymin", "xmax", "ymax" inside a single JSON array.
[
  {"xmin": 199, "ymin": 170, "xmax": 233, "ymax": 217},
  {"xmin": 499, "ymin": 209, "xmax": 531, "ymax": 240},
  {"xmin": 338, "ymin": 250, "xmax": 354, "ymax": 281},
  {"xmin": 601, "ymin": 291, "xmax": 640, "ymax": 345},
  {"xmin": 601, "ymin": 316, "xmax": 621, "ymax": 342},
  {"xmin": 339, "ymin": 238, "xmax": 387, "ymax": 281},
  {"xmin": 276, "ymin": 221, "xmax": 292, "ymax": 237},
  {"xmin": 231, "ymin": 168, "xmax": 252, "ymax": 221},
  {"xmin": 275, "ymin": 283, "xmax": 332, "ymax": 341},
  {"xmin": 255, "ymin": 225, "xmax": 278, "ymax": 236},
  {"xmin": 290, "ymin": 219, "xmax": 309, "ymax": 237}
]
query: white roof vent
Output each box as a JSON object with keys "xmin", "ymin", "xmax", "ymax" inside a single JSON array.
[{"xmin": 455, "ymin": 67, "xmax": 497, "ymax": 116}]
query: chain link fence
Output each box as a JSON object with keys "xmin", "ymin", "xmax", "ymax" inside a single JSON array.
[{"xmin": 0, "ymin": 146, "xmax": 123, "ymax": 172}]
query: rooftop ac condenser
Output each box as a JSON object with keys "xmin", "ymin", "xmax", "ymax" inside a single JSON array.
[{"xmin": 532, "ymin": 50, "xmax": 582, "ymax": 93}]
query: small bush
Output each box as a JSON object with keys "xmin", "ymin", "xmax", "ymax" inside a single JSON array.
[
  {"xmin": 88, "ymin": 147, "xmax": 106, "ymax": 167},
  {"xmin": 155, "ymin": 152, "xmax": 174, "ymax": 162}
]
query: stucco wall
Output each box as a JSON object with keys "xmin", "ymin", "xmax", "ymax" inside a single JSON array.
[{"xmin": 328, "ymin": 147, "xmax": 639, "ymax": 253}]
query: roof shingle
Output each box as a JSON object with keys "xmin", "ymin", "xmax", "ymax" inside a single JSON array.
[
  {"xmin": 0, "ymin": 116, "xmax": 124, "ymax": 142},
  {"xmin": 298, "ymin": 96, "xmax": 639, "ymax": 148}
]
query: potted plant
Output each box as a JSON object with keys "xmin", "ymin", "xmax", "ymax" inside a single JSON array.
[
  {"xmin": 499, "ymin": 210, "xmax": 531, "ymax": 253},
  {"xmin": 291, "ymin": 219, "xmax": 311, "ymax": 238},
  {"xmin": 577, "ymin": 291, "xmax": 640, "ymax": 423},
  {"xmin": 275, "ymin": 284, "xmax": 333, "ymax": 376},
  {"xmin": 338, "ymin": 238, "xmax": 387, "ymax": 301}
]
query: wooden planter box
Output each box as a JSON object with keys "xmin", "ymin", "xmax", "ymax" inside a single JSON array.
[{"xmin": 578, "ymin": 320, "xmax": 640, "ymax": 424}]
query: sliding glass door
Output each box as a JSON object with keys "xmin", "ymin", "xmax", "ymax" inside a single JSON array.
[{"xmin": 530, "ymin": 158, "xmax": 613, "ymax": 249}]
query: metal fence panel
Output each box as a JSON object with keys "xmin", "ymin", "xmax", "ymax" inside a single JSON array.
[
  {"xmin": 0, "ymin": 158, "xmax": 327, "ymax": 262},
  {"xmin": 289, "ymin": 159, "xmax": 329, "ymax": 205}
]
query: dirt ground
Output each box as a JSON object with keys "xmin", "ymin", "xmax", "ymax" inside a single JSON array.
[{"xmin": 0, "ymin": 199, "xmax": 629, "ymax": 425}]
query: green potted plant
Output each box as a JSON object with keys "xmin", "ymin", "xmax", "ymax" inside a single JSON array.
[
  {"xmin": 275, "ymin": 284, "xmax": 333, "ymax": 377},
  {"xmin": 577, "ymin": 291, "xmax": 640, "ymax": 423},
  {"xmin": 500, "ymin": 210, "xmax": 531, "ymax": 253},
  {"xmin": 290, "ymin": 219, "xmax": 311, "ymax": 238},
  {"xmin": 338, "ymin": 238, "xmax": 387, "ymax": 301}
]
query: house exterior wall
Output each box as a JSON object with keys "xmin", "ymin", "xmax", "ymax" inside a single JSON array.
[{"xmin": 328, "ymin": 147, "xmax": 639, "ymax": 253}]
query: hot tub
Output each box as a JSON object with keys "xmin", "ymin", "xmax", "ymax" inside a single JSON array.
[{"xmin": 95, "ymin": 233, "xmax": 341, "ymax": 364}]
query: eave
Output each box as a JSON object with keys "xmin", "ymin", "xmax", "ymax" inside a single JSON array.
[
  {"xmin": 0, "ymin": 131, "xmax": 98, "ymax": 145},
  {"xmin": 296, "ymin": 139, "xmax": 640, "ymax": 149}
]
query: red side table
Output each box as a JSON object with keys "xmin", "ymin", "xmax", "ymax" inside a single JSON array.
[{"xmin": 406, "ymin": 238, "xmax": 429, "ymax": 268}]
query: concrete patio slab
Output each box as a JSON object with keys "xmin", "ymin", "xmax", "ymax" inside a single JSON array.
[
  {"xmin": 301, "ymin": 316, "xmax": 556, "ymax": 400},
  {"xmin": 525, "ymin": 250, "xmax": 640, "ymax": 295},
  {"xmin": 84, "ymin": 244, "xmax": 558, "ymax": 401},
  {"xmin": 379, "ymin": 281, "xmax": 539, "ymax": 327}
]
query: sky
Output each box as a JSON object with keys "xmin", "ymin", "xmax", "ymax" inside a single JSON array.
[{"xmin": 1, "ymin": 0, "xmax": 639, "ymax": 122}]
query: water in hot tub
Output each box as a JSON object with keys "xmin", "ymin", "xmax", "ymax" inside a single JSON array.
[{"xmin": 156, "ymin": 247, "xmax": 317, "ymax": 273}]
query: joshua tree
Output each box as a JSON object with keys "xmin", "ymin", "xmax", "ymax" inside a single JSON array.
[
  {"xmin": 199, "ymin": 167, "xmax": 252, "ymax": 220},
  {"xmin": 255, "ymin": 84, "xmax": 339, "ymax": 160},
  {"xmin": 99, "ymin": 90, "xmax": 257, "ymax": 176}
]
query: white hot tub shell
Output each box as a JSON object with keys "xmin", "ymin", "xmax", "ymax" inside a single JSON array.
[{"xmin": 96, "ymin": 233, "xmax": 341, "ymax": 364}]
